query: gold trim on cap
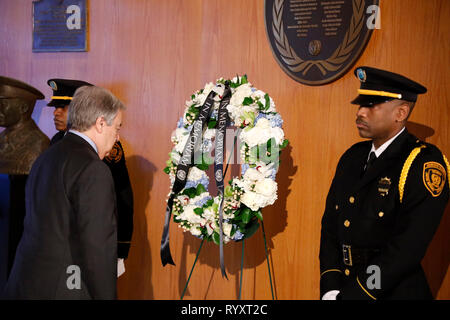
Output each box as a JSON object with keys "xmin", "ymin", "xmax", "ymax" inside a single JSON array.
[
  {"xmin": 51, "ymin": 96, "xmax": 73, "ymax": 100},
  {"xmin": 358, "ymin": 89, "xmax": 402, "ymax": 99}
]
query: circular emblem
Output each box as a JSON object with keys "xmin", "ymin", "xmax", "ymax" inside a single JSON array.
[
  {"xmin": 264, "ymin": 0, "xmax": 379, "ymax": 85},
  {"xmin": 308, "ymin": 40, "xmax": 322, "ymax": 56},
  {"xmin": 176, "ymin": 170, "xmax": 187, "ymax": 181},
  {"xmin": 215, "ymin": 169, "xmax": 223, "ymax": 182},
  {"xmin": 104, "ymin": 142, "xmax": 123, "ymax": 164},
  {"xmin": 357, "ymin": 68, "xmax": 367, "ymax": 82},
  {"xmin": 49, "ymin": 81, "xmax": 57, "ymax": 91}
]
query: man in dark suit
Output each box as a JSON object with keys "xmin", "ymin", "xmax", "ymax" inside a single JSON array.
[
  {"xmin": 46, "ymin": 79, "xmax": 134, "ymax": 276},
  {"xmin": 320, "ymin": 67, "xmax": 449, "ymax": 300},
  {"xmin": 3, "ymin": 85, "xmax": 125, "ymax": 299}
]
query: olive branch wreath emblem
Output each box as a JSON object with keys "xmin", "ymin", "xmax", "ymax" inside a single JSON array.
[{"xmin": 272, "ymin": 0, "xmax": 365, "ymax": 76}]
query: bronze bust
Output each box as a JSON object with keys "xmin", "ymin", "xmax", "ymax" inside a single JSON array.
[{"xmin": 0, "ymin": 76, "xmax": 49, "ymax": 175}]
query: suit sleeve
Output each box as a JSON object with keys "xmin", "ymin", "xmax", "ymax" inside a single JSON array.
[
  {"xmin": 341, "ymin": 149, "xmax": 449, "ymax": 300},
  {"xmin": 72, "ymin": 161, "xmax": 117, "ymax": 299},
  {"xmin": 319, "ymin": 159, "xmax": 344, "ymax": 297}
]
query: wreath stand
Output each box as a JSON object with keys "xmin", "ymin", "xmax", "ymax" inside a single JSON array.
[{"xmin": 180, "ymin": 220, "xmax": 275, "ymax": 300}]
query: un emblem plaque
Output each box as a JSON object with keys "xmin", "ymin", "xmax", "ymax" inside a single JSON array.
[{"xmin": 265, "ymin": 0, "xmax": 379, "ymax": 86}]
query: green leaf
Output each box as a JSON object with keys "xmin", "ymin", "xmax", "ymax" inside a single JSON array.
[
  {"xmin": 196, "ymin": 183, "xmax": 206, "ymax": 195},
  {"xmin": 264, "ymin": 93, "xmax": 270, "ymax": 110},
  {"xmin": 243, "ymin": 220, "xmax": 260, "ymax": 239},
  {"xmin": 254, "ymin": 210, "xmax": 263, "ymax": 221},
  {"xmin": 163, "ymin": 166, "xmax": 170, "ymax": 174},
  {"xmin": 205, "ymin": 199, "xmax": 214, "ymax": 207},
  {"xmin": 280, "ymin": 139, "xmax": 289, "ymax": 150},
  {"xmin": 212, "ymin": 232, "xmax": 220, "ymax": 245},
  {"xmin": 241, "ymin": 207, "xmax": 251, "ymax": 224},
  {"xmin": 241, "ymin": 75, "xmax": 248, "ymax": 84},
  {"xmin": 182, "ymin": 187, "xmax": 197, "ymax": 198},
  {"xmin": 195, "ymin": 163, "xmax": 209, "ymax": 171},
  {"xmin": 224, "ymin": 185, "xmax": 233, "ymax": 197},
  {"xmin": 207, "ymin": 119, "xmax": 217, "ymax": 129},
  {"xmin": 242, "ymin": 97, "xmax": 254, "ymax": 106},
  {"xmin": 257, "ymin": 101, "xmax": 264, "ymax": 110},
  {"xmin": 194, "ymin": 207, "xmax": 203, "ymax": 215}
]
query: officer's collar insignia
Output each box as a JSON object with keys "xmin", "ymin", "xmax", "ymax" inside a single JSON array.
[
  {"xmin": 49, "ymin": 81, "xmax": 57, "ymax": 91},
  {"xmin": 104, "ymin": 141, "xmax": 123, "ymax": 164},
  {"xmin": 357, "ymin": 68, "xmax": 366, "ymax": 82},
  {"xmin": 423, "ymin": 162, "xmax": 446, "ymax": 197},
  {"xmin": 378, "ymin": 177, "xmax": 391, "ymax": 197}
]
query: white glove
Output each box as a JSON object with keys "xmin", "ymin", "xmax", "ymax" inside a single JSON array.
[
  {"xmin": 117, "ymin": 258, "xmax": 125, "ymax": 277},
  {"xmin": 322, "ymin": 290, "xmax": 340, "ymax": 300}
]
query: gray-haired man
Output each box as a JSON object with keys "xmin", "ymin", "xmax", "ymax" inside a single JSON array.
[{"xmin": 3, "ymin": 86, "xmax": 125, "ymax": 299}]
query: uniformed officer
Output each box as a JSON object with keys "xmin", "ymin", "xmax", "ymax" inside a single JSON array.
[
  {"xmin": 46, "ymin": 79, "xmax": 134, "ymax": 276},
  {"xmin": 319, "ymin": 67, "xmax": 449, "ymax": 300}
]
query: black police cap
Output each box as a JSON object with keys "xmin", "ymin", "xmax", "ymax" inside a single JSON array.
[
  {"xmin": 47, "ymin": 78, "xmax": 93, "ymax": 107},
  {"xmin": 351, "ymin": 66, "xmax": 427, "ymax": 106}
]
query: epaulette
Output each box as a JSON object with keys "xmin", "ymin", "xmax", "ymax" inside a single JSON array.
[{"xmin": 399, "ymin": 143, "xmax": 426, "ymax": 203}]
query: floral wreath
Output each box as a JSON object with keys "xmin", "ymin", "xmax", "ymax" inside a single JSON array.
[{"xmin": 164, "ymin": 75, "xmax": 288, "ymax": 245}]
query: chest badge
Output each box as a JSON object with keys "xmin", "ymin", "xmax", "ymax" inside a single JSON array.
[{"xmin": 378, "ymin": 177, "xmax": 391, "ymax": 197}]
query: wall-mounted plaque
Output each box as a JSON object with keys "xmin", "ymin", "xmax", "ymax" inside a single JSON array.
[
  {"xmin": 32, "ymin": 0, "xmax": 88, "ymax": 52},
  {"xmin": 265, "ymin": 0, "xmax": 379, "ymax": 86}
]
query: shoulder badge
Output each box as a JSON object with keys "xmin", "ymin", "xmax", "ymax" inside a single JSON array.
[
  {"xmin": 104, "ymin": 141, "xmax": 123, "ymax": 164},
  {"xmin": 423, "ymin": 161, "xmax": 446, "ymax": 197}
]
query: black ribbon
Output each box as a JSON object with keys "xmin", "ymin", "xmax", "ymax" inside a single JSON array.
[
  {"xmin": 214, "ymin": 85, "xmax": 231, "ymax": 279},
  {"xmin": 161, "ymin": 90, "xmax": 216, "ymax": 266},
  {"xmin": 161, "ymin": 84, "xmax": 233, "ymax": 279}
]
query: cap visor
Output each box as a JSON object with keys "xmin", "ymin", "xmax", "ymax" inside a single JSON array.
[
  {"xmin": 351, "ymin": 95, "xmax": 394, "ymax": 106},
  {"xmin": 47, "ymin": 99, "xmax": 67, "ymax": 107}
]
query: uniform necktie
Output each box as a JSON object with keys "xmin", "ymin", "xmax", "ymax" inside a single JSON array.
[{"xmin": 365, "ymin": 151, "xmax": 377, "ymax": 172}]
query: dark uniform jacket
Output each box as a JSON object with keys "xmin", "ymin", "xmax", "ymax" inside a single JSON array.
[
  {"xmin": 320, "ymin": 129, "xmax": 449, "ymax": 300},
  {"xmin": 3, "ymin": 133, "xmax": 117, "ymax": 299},
  {"xmin": 51, "ymin": 131, "xmax": 134, "ymax": 259}
]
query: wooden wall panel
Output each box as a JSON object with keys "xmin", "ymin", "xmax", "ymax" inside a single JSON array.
[{"xmin": 0, "ymin": 0, "xmax": 448, "ymax": 299}]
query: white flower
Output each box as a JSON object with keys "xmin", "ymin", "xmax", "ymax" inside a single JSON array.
[
  {"xmin": 203, "ymin": 207, "xmax": 217, "ymax": 222},
  {"xmin": 240, "ymin": 118, "xmax": 285, "ymax": 148},
  {"xmin": 205, "ymin": 222, "xmax": 215, "ymax": 235},
  {"xmin": 203, "ymin": 128, "xmax": 216, "ymax": 140},
  {"xmin": 223, "ymin": 222, "xmax": 233, "ymax": 238},
  {"xmin": 190, "ymin": 226, "xmax": 202, "ymax": 236},
  {"xmin": 240, "ymin": 191, "xmax": 263, "ymax": 211},
  {"xmin": 179, "ymin": 204, "xmax": 205, "ymax": 225},
  {"xmin": 187, "ymin": 167, "xmax": 207, "ymax": 181},
  {"xmin": 170, "ymin": 151, "xmax": 181, "ymax": 165},
  {"xmin": 254, "ymin": 178, "xmax": 277, "ymax": 197},
  {"xmin": 172, "ymin": 128, "xmax": 189, "ymax": 153},
  {"xmin": 230, "ymin": 83, "xmax": 253, "ymax": 106},
  {"xmin": 243, "ymin": 167, "xmax": 264, "ymax": 182}
]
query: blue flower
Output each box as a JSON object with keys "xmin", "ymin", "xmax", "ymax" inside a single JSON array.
[
  {"xmin": 195, "ymin": 195, "xmax": 212, "ymax": 207},
  {"xmin": 233, "ymin": 229, "xmax": 244, "ymax": 241},
  {"xmin": 185, "ymin": 177, "xmax": 209, "ymax": 190},
  {"xmin": 255, "ymin": 112, "xmax": 283, "ymax": 128},
  {"xmin": 177, "ymin": 117, "xmax": 185, "ymax": 128}
]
